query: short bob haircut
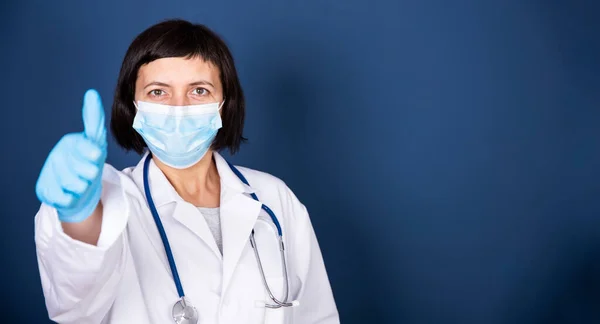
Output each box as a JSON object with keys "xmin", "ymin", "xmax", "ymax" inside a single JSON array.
[{"xmin": 110, "ymin": 19, "xmax": 246, "ymax": 155}]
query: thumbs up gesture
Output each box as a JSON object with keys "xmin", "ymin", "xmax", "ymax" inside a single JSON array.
[{"xmin": 36, "ymin": 89, "xmax": 108, "ymax": 222}]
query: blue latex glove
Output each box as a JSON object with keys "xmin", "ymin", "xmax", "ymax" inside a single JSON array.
[{"xmin": 35, "ymin": 89, "xmax": 108, "ymax": 222}]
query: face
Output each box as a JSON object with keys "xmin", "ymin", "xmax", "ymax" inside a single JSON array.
[{"xmin": 134, "ymin": 56, "xmax": 223, "ymax": 106}]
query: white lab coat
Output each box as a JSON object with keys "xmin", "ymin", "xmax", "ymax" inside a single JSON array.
[{"xmin": 34, "ymin": 152, "xmax": 339, "ymax": 324}]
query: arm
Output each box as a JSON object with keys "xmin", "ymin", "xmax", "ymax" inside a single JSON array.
[
  {"xmin": 60, "ymin": 202, "xmax": 103, "ymax": 245},
  {"xmin": 34, "ymin": 90, "xmax": 129, "ymax": 323},
  {"xmin": 34, "ymin": 165, "xmax": 130, "ymax": 324}
]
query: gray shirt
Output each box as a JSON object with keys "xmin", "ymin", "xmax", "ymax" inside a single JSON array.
[{"xmin": 197, "ymin": 207, "xmax": 222, "ymax": 255}]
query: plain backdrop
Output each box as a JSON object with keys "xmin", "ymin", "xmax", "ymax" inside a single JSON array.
[{"xmin": 1, "ymin": 0, "xmax": 599, "ymax": 323}]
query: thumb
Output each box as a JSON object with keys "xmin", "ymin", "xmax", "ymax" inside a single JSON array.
[{"xmin": 82, "ymin": 89, "xmax": 106, "ymax": 145}]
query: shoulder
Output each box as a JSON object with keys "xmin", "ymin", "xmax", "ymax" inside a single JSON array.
[
  {"xmin": 232, "ymin": 165, "xmax": 314, "ymax": 242},
  {"xmin": 233, "ymin": 165, "xmax": 288, "ymax": 192},
  {"xmin": 235, "ymin": 166, "xmax": 307, "ymax": 216}
]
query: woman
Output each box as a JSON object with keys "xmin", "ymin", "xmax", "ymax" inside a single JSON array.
[{"xmin": 34, "ymin": 19, "xmax": 339, "ymax": 324}]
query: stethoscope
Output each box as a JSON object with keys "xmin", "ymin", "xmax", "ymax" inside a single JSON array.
[{"xmin": 143, "ymin": 154, "xmax": 297, "ymax": 324}]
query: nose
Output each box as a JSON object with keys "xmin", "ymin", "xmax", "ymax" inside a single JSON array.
[{"xmin": 169, "ymin": 91, "xmax": 192, "ymax": 106}]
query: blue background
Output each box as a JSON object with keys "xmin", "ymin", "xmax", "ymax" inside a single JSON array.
[{"xmin": 1, "ymin": 0, "xmax": 599, "ymax": 323}]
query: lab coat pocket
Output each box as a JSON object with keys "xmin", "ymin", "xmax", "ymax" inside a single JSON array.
[
  {"xmin": 260, "ymin": 276, "xmax": 288, "ymax": 324},
  {"xmin": 252, "ymin": 216, "xmax": 292, "ymax": 323}
]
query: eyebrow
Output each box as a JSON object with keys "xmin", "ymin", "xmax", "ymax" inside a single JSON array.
[
  {"xmin": 143, "ymin": 80, "xmax": 215, "ymax": 89},
  {"xmin": 189, "ymin": 80, "xmax": 214, "ymax": 88}
]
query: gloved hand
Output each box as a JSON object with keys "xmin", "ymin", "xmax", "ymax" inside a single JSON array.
[{"xmin": 35, "ymin": 89, "xmax": 108, "ymax": 222}]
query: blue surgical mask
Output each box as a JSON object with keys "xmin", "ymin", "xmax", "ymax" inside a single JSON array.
[{"xmin": 132, "ymin": 100, "xmax": 224, "ymax": 169}]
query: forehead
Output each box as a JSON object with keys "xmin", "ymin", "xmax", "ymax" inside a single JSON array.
[{"xmin": 137, "ymin": 56, "xmax": 220, "ymax": 85}]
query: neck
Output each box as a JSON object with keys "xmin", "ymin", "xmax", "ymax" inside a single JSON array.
[{"xmin": 153, "ymin": 151, "xmax": 221, "ymax": 207}]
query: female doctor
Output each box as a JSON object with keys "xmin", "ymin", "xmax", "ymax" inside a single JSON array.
[{"xmin": 33, "ymin": 19, "xmax": 339, "ymax": 324}]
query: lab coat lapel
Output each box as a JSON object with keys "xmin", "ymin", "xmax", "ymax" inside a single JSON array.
[
  {"xmin": 220, "ymin": 187, "xmax": 262, "ymax": 295},
  {"xmin": 171, "ymin": 202, "xmax": 222, "ymax": 260},
  {"xmin": 214, "ymin": 153, "xmax": 262, "ymax": 295},
  {"xmin": 133, "ymin": 153, "xmax": 222, "ymax": 260},
  {"xmin": 133, "ymin": 151, "xmax": 261, "ymax": 292}
]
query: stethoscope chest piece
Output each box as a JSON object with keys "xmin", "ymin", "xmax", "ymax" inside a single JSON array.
[{"xmin": 172, "ymin": 297, "xmax": 198, "ymax": 324}]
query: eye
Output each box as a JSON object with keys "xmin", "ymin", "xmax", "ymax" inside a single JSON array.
[
  {"xmin": 193, "ymin": 87, "xmax": 209, "ymax": 96},
  {"xmin": 148, "ymin": 89, "xmax": 165, "ymax": 97}
]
